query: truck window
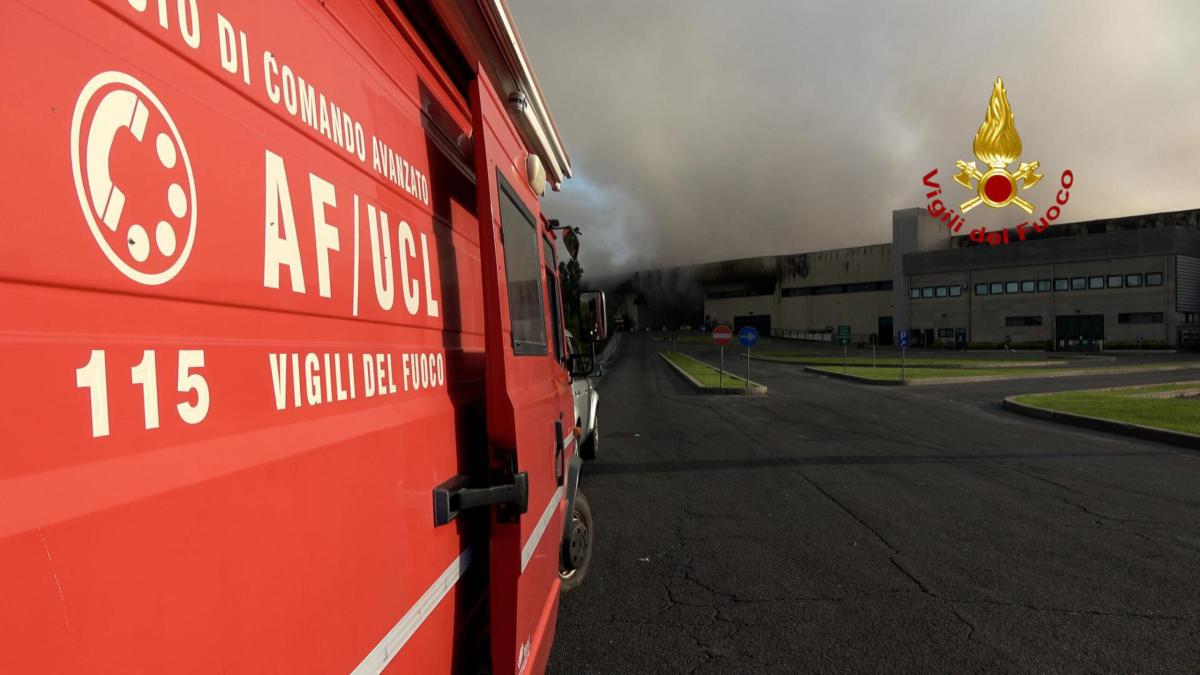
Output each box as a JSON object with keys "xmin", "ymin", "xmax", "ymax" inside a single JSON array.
[
  {"xmin": 544, "ymin": 237, "xmax": 565, "ymax": 361},
  {"xmin": 499, "ymin": 176, "xmax": 548, "ymax": 355}
]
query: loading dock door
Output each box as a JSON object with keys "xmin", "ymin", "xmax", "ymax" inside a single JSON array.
[
  {"xmin": 1056, "ymin": 314, "xmax": 1104, "ymax": 351},
  {"xmin": 877, "ymin": 317, "xmax": 893, "ymax": 345},
  {"xmin": 734, "ymin": 315, "xmax": 771, "ymax": 336}
]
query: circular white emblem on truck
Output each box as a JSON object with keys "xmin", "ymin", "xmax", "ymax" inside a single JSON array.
[{"xmin": 71, "ymin": 71, "xmax": 197, "ymax": 285}]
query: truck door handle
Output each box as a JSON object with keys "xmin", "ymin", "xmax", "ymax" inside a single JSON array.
[{"xmin": 432, "ymin": 471, "xmax": 529, "ymax": 526}]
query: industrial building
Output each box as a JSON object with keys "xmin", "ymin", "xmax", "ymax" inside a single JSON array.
[{"xmin": 635, "ymin": 207, "xmax": 1200, "ymax": 350}]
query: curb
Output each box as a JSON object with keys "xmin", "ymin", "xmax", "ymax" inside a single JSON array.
[
  {"xmin": 659, "ymin": 353, "xmax": 767, "ymax": 395},
  {"xmin": 805, "ymin": 364, "xmax": 1200, "ymax": 387},
  {"xmin": 1001, "ymin": 396, "xmax": 1200, "ymax": 450},
  {"xmin": 802, "ymin": 366, "xmax": 906, "ymax": 386},
  {"xmin": 754, "ymin": 355, "xmax": 1064, "ymax": 369},
  {"xmin": 914, "ymin": 364, "xmax": 1200, "ymax": 385},
  {"xmin": 597, "ymin": 331, "xmax": 623, "ymax": 369}
]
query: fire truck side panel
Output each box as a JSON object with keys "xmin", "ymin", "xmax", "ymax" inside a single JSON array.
[
  {"xmin": 469, "ymin": 69, "xmax": 571, "ymax": 675},
  {"xmin": 0, "ymin": 0, "xmax": 565, "ymax": 671}
]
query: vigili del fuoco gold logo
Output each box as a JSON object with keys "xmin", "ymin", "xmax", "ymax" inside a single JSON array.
[{"xmin": 923, "ymin": 76, "xmax": 1074, "ymax": 246}]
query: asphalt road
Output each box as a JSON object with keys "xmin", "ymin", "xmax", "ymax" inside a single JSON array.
[{"xmin": 548, "ymin": 334, "xmax": 1200, "ymax": 673}]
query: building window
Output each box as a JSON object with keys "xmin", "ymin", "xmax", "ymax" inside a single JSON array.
[
  {"xmin": 1054, "ymin": 278, "xmax": 1068, "ymax": 291},
  {"xmin": 1106, "ymin": 275, "xmax": 1123, "ymax": 288},
  {"xmin": 937, "ymin": 328, "xmax": 954, "ymax": 338},
  {"xmin": 949, "ymin": 285, "xmax": 962, "ymax": 297},
  {"xmin": 921, "ymin": 287, "xmax": 934, "ymax": 298},
  {"xmin": 909, "ymin": 288, "xmax": 920, "ymax": 299},
  {"xmin": 1184, "ymin": 312, "xmax": 1197, "ymax": 323},
  {"xmin": 1071, "ymin": 277, "xmax": 1086, "ymax": 290},
  {"xmin": 785, "ymin": 279, "xmax": 894, "ymax": 298},
  {"xmin": 990, "ymin": 282, "xmax": 1004, "ymax": 294},
  {"xmin": 1021, "ymin": 280, "xmax": 1035, "ymax": 293},
  {"xmin": 1088, "ymin": 276, "xmax": 1104, "ymax": 289},
  {"xmin": 1126, "ymin": 273, "xmax": 1143, "ymax": 287},
  {"xmin": 1118, "ymin": 312, "xmax": 1163, "ymax": 324},
  {"xmin": 1037, "ymin": 279, "xmax": 1051, "ymax": 292},
  {"xmin": 1005, "ymin": 281, "xmax": 1019, "ymax": 294},
  {"xmin": 1005, "ymin": 315, "xmax": 1044, "ymax": 326},
  {"xmin": 975, "ymin": 283, "xmax": 988, "ymax": 295},
  {"xmin": 1148, "ymin": 272, "xmax": 1164, "ymax": 286},
  {"xmin": 935, "ymin": 286, "xmax": 948, "ymax": 298}
]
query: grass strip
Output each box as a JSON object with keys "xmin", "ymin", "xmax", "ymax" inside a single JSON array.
[
  {"xmin": 1014, "ymin": 384, "xmax": 1200, "ymax": 436},
  {"xmin": 807, "ymin": 366, "xmax": 1091, "ymax": 381},
  {"xmin": 753, "ymin": 354, "xmax": 1061, "ymax": 368},
  {"xmin": 662, "ymin": 351, "xmax": 748, "ymax": 387},
  {"xmin": 764, "ymin": 350, "xmax": 1051, "ymax": 363}
]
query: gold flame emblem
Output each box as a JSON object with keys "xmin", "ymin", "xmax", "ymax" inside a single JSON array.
[{"xmin": 954, "ymin": 77, "xmax": 1042, "ymax": 213}]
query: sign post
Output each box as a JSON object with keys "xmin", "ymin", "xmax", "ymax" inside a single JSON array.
[
  {"xmin": 738, "ymin": 326, "xmax": 759, "ymax": 395},
  {"xmin": 712, "ymin": 325, "xmax": 733, "ymax": 390},
  {"xmin": 898, "ymin": 330, "xmax": 910, "ymax": 383},
  {"xmin": 837, "ymin": 325, "xmax": 851, "ymax": 374}
]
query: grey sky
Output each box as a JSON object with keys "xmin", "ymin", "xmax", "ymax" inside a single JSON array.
[{"xmin": 507, "ymin": 0, "xmax": 1200, "ymax": 276}]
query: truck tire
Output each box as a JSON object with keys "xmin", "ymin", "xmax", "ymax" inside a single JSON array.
[
  {"xmin": 559, "ymin": 491, "xmax": 593, "ymax": 595},
  {"xmin": 580, "ymin": 415, "xmax": 598, "ymax": 461}
]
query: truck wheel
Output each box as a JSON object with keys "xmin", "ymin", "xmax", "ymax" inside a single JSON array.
[
  {"xmin": 559, "ymin": 491, "xmax": 593, "ymax": 595},
  {"xmin": 580, "ymin": 415, "xmax": 598, "ymax": 461}
]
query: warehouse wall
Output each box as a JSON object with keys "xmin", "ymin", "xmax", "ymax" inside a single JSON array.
[{"xmin": 908, "ymin": 255, "xmax": 1176, "ymax": 347}]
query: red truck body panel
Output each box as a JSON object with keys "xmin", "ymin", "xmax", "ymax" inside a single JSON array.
[{"xmin": 0, "ymin": 0, "xmax": 572, "ymax": 671}]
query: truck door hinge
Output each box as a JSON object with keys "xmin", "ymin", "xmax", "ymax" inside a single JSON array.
[{"xmin": 432, "ymin": 469, "xmax": 529, "ymax": 527}]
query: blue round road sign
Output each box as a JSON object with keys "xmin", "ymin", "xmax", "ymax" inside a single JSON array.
[{"xmin": 738, "ymin": 325, "xmax": 759, "ymax": 347}]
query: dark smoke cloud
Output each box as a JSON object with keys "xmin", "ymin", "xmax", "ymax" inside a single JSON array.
[{"xmin": 508, "ymin": 0, "xmax": 1200, "ymax": 276}]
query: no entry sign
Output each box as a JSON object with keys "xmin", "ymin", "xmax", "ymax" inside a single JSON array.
[{"xmin": 712, "ymin": 325, "xmax": 733, "ymax": 346}]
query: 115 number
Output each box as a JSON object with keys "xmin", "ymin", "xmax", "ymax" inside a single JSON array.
[{"xmin": 75, "ymin": 349, "xmax": 210, "ymax": 437}]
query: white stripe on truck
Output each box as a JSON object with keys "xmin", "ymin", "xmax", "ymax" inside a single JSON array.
[
  {"xmin": 352, "ymin": 546, "xmax": 474, "ymax": 674},
  {"xmin": 521, "ymin": 485, "xmax": 564, "ymax": 573},
  {"xmin": 354, "ymin": 476, "xmax": 567, "ymax": 671}
]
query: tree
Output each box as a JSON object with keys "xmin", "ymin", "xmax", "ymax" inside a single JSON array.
[{"xmin": 559, "ymin": 258, "xmax": 584, "ymax": 334}]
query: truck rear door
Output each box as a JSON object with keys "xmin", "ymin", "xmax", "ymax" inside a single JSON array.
[{"xmin": 470, "ymin": 69, "xmax": 571, "ymax": 674}]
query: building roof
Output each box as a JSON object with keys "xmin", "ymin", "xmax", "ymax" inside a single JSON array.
[{"xmin": 907, "ymin": 220, "xmax": 1200, "ymax": 275}]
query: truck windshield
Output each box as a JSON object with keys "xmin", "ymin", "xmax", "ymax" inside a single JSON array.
[{"xmin": 544, "ymin": 237, "xmax": 565, "ymax": 361}]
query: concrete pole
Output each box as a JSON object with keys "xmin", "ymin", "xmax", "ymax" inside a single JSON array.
[
  {"xmin": 719, "ymin": 346, "xmax": 724, "ymax": 391},
  {"xmin": 745, "ymin": 347, "xmax": 751, "ymax": 395}
]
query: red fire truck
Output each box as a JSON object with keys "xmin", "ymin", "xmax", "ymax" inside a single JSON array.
[{"xmin": 0, "ymin": 1, "xmax": 601, "ymax": 671}]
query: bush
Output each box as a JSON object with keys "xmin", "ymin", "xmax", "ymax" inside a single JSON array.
[
  {"xmin": 1103, "ymin": 340, "xmax": 1170, "ymax": 350},
  {"xmin": 963, "ymin": 340, "xmax": 1050, "ymax": 350}
]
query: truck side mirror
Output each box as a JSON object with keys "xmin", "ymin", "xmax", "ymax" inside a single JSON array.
[
  {"xmin": 566, "ymin": 353, "xmax": 595, "ymax": 378},
  {"xmin": 563, "ymin": 227, "xmax": 580, "ymax": 261},
  {"xmin": 578, "ymin": 290, "xmax": 607, "ymax": 343}
]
